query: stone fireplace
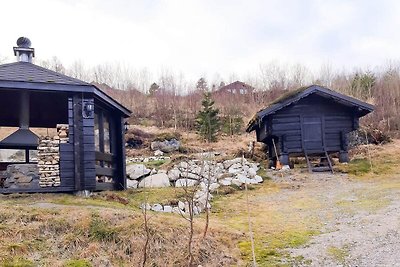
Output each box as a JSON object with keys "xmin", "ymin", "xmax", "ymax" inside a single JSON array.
[{"xmin": 1, "ymin": 124, "xmax": 69, "ymax": 190}]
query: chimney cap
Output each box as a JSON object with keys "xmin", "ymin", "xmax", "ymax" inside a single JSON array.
[{"xmin": 16, "ymin": 37, "xmax": 31, "ymax": 48}]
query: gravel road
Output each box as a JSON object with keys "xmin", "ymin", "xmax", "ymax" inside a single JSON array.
[{"xmin": 271, "ymin": 171, "xmax": 400, "ymax": 266}]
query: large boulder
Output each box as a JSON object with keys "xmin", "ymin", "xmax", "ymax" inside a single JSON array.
[
  {"xmin": 127, "ymin": 179, "xmax": 138, "ymax": 189},
  {"xmin": 139, "ymin": 173, "xmax": 170, "ymax": 188},
  {"xmin": 150, "ymin": 139, "xmax": 180, "ymax": 153},
  {"xmin": 126, "ymin": 164, "xmax": 151, "ymax": 180},
  {"xmin": 167, "ymin": 168, "xmax": 181, "ymax": 181},
  {"xmin": 175, "ymin": 178, "xmax": 198, "ymax": 187}
]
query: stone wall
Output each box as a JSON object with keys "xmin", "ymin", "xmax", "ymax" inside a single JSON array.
[
  {"xmin": 38, "ymin": 124, "xmax": 69, "ymax": 187},
  {"xmin": 3, "ymin": 164, "xmax": 40, "ymax": 189}
]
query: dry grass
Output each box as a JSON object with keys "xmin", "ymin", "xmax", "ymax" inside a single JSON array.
[
  {"xmin": 337, "ymin": 139, "xmax": 400, "ymax": 178},
  {"xmin": 0, "ymin": 196, "xmax": 237, "ymax": 267},
  {"xmin": 0, "ymin": 134, "xmax": 399, "ymax": 266}
]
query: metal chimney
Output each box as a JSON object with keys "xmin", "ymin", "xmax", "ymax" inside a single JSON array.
[
  {"xmin": 13, "ymin": 37, "xmax": 35, "ymax": 63},
  {"xmin": 0, "ymin": 90, "xmax": 38, "ymax": 148}
]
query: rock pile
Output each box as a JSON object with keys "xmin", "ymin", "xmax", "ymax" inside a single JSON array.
[
  {"xmin": 150, "ymin": 139, "xmax": 180, "ymax": 153},
  {"xmin": 3, "ymin": 164, "xmax": 40, "ymax": 189},
  {"xmin": 127, "ymin": 157, "xmax": 264, "ymax": 215},
  {"xmin": 127, "ymin": 156, "xmax": 171, "ymax": 164}
]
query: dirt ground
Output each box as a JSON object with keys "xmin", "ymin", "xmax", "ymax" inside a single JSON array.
[{"xmin": 266, "ymin": 171, "xmax": 400, "ymax": 266}]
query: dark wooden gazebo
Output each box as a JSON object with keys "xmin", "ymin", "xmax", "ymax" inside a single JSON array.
[
  {"xmin": 246, "ymin": 85, "xmax": 374, "ymax": 171},
  {"xmin": 0, "ymin": 37, "xmax": 130, "ymax": 193}
]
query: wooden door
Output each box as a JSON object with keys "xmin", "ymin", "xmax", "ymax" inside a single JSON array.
[{"xmin": 302, "ymin": 116, "xmax": 323, "ymax": 152}]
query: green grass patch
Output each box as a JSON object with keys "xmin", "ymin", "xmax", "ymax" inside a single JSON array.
[
  {"xmin": 89, "ymin": 213, "xmax": 119, "ymax": 242},
  {"xmin": 336, "ymin": 188, "xmax": 391, "ymax": 212},
  {"xmin": 143, "ymin": 159, "xmax": 168, "ymax": 169},
  {"xmin": 64, "ymin": 259, "xmax": 92, "ymax": 267},
  {"xmin": 238, "ymin": 230, "xmax": 318, "ymax": 266},
  {"xmin": 256, "ymin": 167, "xmax": 271, "ymax": 181},
  {"xmin": 339, "ymin": 158, "xmax": 371, "ymax": 175},
  {"xmin": 327, "ymin": 245, "xmax": 349, "ymax": 265},
  {"xmin": 123, "ymin": 187, "xmax": 185, "ymax": 208},
  {"xmin": 1, "ymin": 257, "xmax": 34, "ymax": 267}
]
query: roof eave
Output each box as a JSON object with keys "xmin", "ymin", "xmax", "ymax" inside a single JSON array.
[
  {"xmin": 0, "ymin": 80, "xmax": 131, "ymax": 117},
  {"xmin": 256, "ymin": 85, "xmax": 374, "ymax": 121}
]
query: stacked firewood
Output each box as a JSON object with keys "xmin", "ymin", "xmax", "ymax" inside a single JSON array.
[
  {"xmin": 38, "ymin": 137, "xmax": 60, "ymax": 187},
  {"xmin": 37, "ymin": 125, "xmax": 69, "ymax": 187}
]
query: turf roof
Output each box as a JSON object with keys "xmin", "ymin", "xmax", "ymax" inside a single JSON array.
[{"xmin": 246, "ymin": 85, "xmax": 374, "ymax": 132}]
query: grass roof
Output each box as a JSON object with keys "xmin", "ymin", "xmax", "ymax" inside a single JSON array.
[{"xmin": 246, "ymin": 86, "xmax": 311, "ymax": 131}]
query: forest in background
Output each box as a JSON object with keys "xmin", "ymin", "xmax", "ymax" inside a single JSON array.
[{"xmin": 1, "ymin": 56, "xmax": 399, "ymax": 136}]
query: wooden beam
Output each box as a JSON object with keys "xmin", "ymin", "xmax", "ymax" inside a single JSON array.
[{"xmin": 95, "ymin": 166, "xmax": 114, "ymax": 177}]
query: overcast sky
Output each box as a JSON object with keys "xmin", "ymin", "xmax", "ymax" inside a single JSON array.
[{"xmin": 1, "ymin": 0, "xmax": 400, "ymax": 82}]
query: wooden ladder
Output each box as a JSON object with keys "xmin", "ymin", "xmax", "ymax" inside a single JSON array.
[
  {"xmin": 304, "ymin": 149, "xmax": 334, "ymax": 173},
  {"xmin": 304, "ymin": 150, "xmax": 312, "ymax": 173},
  {"xmin": 324, "ymin": 149, "xmax": 334, "ymax": 173}
]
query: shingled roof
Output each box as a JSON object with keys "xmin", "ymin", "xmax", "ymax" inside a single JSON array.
[
  {"xmin": 0, "ymin": 62, "xmax": 131, "ymax": 117},
  {"xmin": 0, "ymin": 62, "xmax": 89, "ymax": 85},
  {"xmin": 246, "ymin": 85, "xmax": 374, "ymax": 132}
]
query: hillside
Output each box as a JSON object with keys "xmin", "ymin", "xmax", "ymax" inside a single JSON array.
[{"xmin": 0, "ymin": 127, "xmax": 399, "ymax": 266}]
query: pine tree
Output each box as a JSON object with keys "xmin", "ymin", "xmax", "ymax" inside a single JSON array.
[
  {"xmin": 149, "ymin": 82, "xmax": 160, "ymax": 96},
  {"xmin": 196, "ymin": 92, "xmax": 220, "ymax": 142},
  {"xmin": 196, "ymin": 77, "xmax": 208, "ymax": 92}
]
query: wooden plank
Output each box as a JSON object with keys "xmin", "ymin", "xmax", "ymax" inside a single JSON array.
[
  {"xmin": 325, "ymin": 128, "xmax": 352, "ymax": 134},
  {"xmin": 95, "ymin": 151, "xmax": 114, "ymax": 162},
  {"xmin": 60, "ymin": 144, "xmax": 73, "ymax": 152},
  {"xmin": 0, "ymin": 186, "xmax": 75, "ymax": 194},
  {"xmin": 119, "ymin": 117, "xmax": 127, "ymax": 190},
  {"xmin": 284, "ymin": 135, "xmax": 302, "ymax": 141},
  {"xmin": 325, "ymin": 121, "xmax": 353, "ymax": 128},
  {"xmin": 73, "ymin": 95, "xmax": 81, "ymax": 191},
  {"xmin": 324, "ymin": 115, "xmax": 352, "ymax": 121},
  {"xmin": 272, "ymin": 122, "xmax": 301, "ymax": 131},
  {"xmin": 272, "ymin": 116, "xmax": 300, "ymax": 123},
  {"xmin": 83, "ymin": 144, "xmax": 95, "ymax": 152},
  {"xmin": 283, "ymin": 140, "xmax": 302, "ymax": 149},
  {"xmin": 96, "ymin": 166, "xmax": 114, "ymax": 177},
  {"xmin": 83, "ymin": 127, "xmax": 94, "ymax": 135},
  {"xmin": 83, "ymin": 135, "xmax": 95, "ymax": 144},
  {"xmin": 83, "ymin": 119, "xmax": 95, "ymax": 127},
  {"xmin": 60, "ymin": 161, "xmax": 75, "ymax": 169}
]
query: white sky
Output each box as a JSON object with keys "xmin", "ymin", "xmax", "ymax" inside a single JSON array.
[{"xmin": 1, "ymin": 0, "xmax": 400, "ymax": 82}]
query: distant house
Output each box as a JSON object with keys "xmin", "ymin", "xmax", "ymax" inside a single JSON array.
[
  {"xmin": 216, "ymin": 81, "xmax": 255, "ymax": 95},
  {"xmin": 0, "ymin": 37, "xmax": 131, "ymax": 193},
  {"xmin": 246, "ymin": 85, "xmax": 374, "ymax": 172}
]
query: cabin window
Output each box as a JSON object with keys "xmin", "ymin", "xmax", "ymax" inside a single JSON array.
[
  {"xmin": 0, "ymin": 149, "xmax": 25, "ymax": 163},
  {"xmin": 94, "ymin": 108, "xmax": 115, "ymax": 186},
  {"xmin": 94, "ymin": 113, "xmax": 100, "ymax": 151},
  {"xmin": 29, "ymin": 150, "xmax": 38, "ymax": 162},
  {"xmin": 103, "ymin": 115, "xmax": 111, "ymax": 154}
]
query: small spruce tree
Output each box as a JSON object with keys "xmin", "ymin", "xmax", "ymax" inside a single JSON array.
[
  {"xmin": 196, "ymin": 92, "xmax": 220, "ymax": 142},
  {"xmin": 148, "ymin": 82, "xmax": 160, "ymax": 96}
]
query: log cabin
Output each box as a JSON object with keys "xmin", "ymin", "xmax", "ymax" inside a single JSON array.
[
  {"xmin": 246, "ymin": 85, "xmax": 374, "ymax": 171},
  {"xmin": 0, "ymin": 37, "xmax": 131, "ymax": 193}
]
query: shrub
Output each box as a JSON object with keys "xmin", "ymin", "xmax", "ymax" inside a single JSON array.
[{"xmin": 89, "ymin": 214, "xmax": 119, "ymax": 242}]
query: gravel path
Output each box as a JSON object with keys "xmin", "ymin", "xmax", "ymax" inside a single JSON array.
[
  {"xmin": 272, "ymin": 172, "xmax": 400, "ymax": 266},
  {"xmin": 274, "ymin": 173, "xmax": 400, "ymax": 267}
]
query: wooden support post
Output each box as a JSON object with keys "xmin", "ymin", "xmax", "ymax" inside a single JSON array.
[
  {"xmin": 339, "ymin": 150, "xmax": 349, "ymax": 163},
  {"xmin": 280, "ymin": 153, "xmax": 289, "ymax": 166}
]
